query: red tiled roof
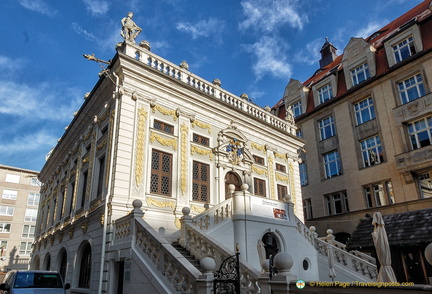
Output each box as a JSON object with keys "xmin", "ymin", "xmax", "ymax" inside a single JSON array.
[{"xmin": 273, "ymin": 0, "xmax": 432, "ymax": 114}]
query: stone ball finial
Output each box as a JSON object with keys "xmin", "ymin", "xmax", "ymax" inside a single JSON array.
[
  {"xmin": 132, "ymin": 199, "xmax": 143, "ymax": 209},
  {"xmin": 200, "ymin": 257, "xmax": 216, "ymax": 274},
  {"xmin": 326, "ymin": 229, "xmax": 333, "ymax": 236},
  {"xmin": 212, "ymin": 79, "xmax": 221, "ymax": 87},
  {"xmin": 182, "ymin": 206, "xmax": 190, "ymax": 216},
  {"xmin": 309, "ymin": 226, "xmax": 316, "ymax": 233},
  {"xmin": 264, "ymin": 105, "xmax": 271, "ymax": 112},
  {"xmin": 262, "ymin": 259, "xmax": 270, "ymax": 272},
  {"xmin": 273, "ymin": 252, "xmax": 294, "ymax": 276},
  {"xmin": 139, "ymin": 40, "xmax": 151, "ymax": 51},
  {"xmin": 241, "ymin": 183, "xmax": 249, "ymax": 191},
  {"xmin": 425, "ymin": 243, "xmax": 432, "ymax": 265},
  {"xmin": 283, "ymin": 193, "xmax": 291, "ymax": 203},
  {"xmin": 228, "ymin": 184, "xmax": 235, "ymax": 194},
  {"xmin": 179, "ymin": 60, "xmax": 189, "ymax": 70},
  {"xmin": 240, "ymin": 93, "xmax": 249, "ymax": 100}
]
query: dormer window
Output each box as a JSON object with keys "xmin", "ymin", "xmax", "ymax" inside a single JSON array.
[
  {"xmin": 318, "ymin": 84, "xmax": 333, "ymax": 104},
  {"xmin": 393, "ymin": 36, "xmax": 416, "ymax": 63},
  {"xmin": 290, "ymin": 101, "xmax": 302, "ymax": 117},
  {"xmin": 351, "ymin": 63, "xmax": 370, "ymax": 86}
]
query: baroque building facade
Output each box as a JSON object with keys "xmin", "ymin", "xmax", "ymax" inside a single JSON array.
[
  {"xmin": 0, "ymin": 164, "xmax": 40, "ymax": 271},
  {"xmin": 274, "ymin": 0, "xmax": 432, "ymax": 241}
]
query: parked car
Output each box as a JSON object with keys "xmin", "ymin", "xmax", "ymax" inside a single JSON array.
[{"xmin": 0, "ymin": 270, "xmax": 70, "ymax": 294}]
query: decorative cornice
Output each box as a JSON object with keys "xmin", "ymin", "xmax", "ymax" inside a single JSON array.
[
  {"xmin": 149, "ymin": 131, "xmax": 177, "ymax": 150},
  {"xmin": 191, "ymin": 145, "xmax": 214, "ymax": 161}
]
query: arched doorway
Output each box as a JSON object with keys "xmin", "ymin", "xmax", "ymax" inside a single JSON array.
[
  {"xmin": 58, "ymin": 249, "xmax": 67, "ymax": 282},
  {"xmin": 224, "ymin": 172, "xmax": 241, "ymax": 198},
  {"xmin": 43, "ymin": 253, "xmax": 51, "ymax": 270}
]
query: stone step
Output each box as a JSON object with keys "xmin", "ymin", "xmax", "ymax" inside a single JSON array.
[{"xmin": 171, "ymin": 242, "xmax": 201, "ymax": 270}]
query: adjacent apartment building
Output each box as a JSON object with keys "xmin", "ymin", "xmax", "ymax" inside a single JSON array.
[
  {"xmin": 0, "ymin": 165, "xmax": 40, "ymax": 271},
  {"xmin": 274, "ymin": 0, "xmax": 432, "ymax": 241}
]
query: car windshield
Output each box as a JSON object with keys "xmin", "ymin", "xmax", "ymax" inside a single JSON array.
[{"xmin": 14, "ymin": 272, "xmax": 63, "ymax": 288}]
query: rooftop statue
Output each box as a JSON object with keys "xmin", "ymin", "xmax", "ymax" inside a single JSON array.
[{"xmin": 121, "ymin": 12, "xmax": 142, "ymax": 43}]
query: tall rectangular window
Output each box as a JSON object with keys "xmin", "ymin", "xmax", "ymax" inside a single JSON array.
[
  {"xmin": 96, "ymin": 155, "xmax": 105, "ymax": 198},
  {"xmin": 277, "ymin": 184, "xmax": 288, "ymax": 201},
  {"xmin": 318, "ymin": 116, "xmax": 335, "ymax": 140},
  {"xmin": 150, "ymin": 150, "xmax": 172, "ymax": 196},
  {"xmin": 299, "ymin": 162, "xmax": 308, "ymax": 186},
  {"xmin": 253, "ymin": 178, "xmax": 266, "ymax": 197},
  {"xmin": 417, "ymin": 172, "xmax": 432, "ymax": 199},
  {"xmin": 0, "ymin": 223, "xmax": 11, "ymax": 233},
  {"xmin": 318, "ymin": 84, "xmax": 332, "ymax": 104},
  {"xmin": 291, "ymin": 101, "xmax": 302, "ymax": 117},
  {"xmin": 154, "ymin": 120, "xmax": 174, "ymax": 134},
  {"xmin": 303, "ymin": 199, "xmax": 313, "ymax": 220},
  {"xmin": 22, "ymin": 225, "xmax": 35, "ymax": 238},
  {"xmin": 27, "ymin": 193, "xmax": 40, "ymax": 206},
  {"xmin": 360, "ymin": 136, "xmax": 383, "ymax": 167},
  {"xmin": 393, "ymin": 36, "xmax": 416, "ymax": 63},
  {"xmin": 0, "ymin": 206, "xmax": 14, "ymax": 216},
  {"xmin": 351, "ymin": 63, "xmax": 370, "ymax": 86},
  {"xmin": 408, "ymin": 116, "xmax": 432, "ymax": 150},
  {"xmin": 19, "ymin": 242, "xmax": 32, "ymax": 255},
  {"xmin": 364, "ymin": 181, "xmax": 395, "ymax": 208},
  {"xmin": 398, "ymin": 74, "xmax": 426, "ymax": 104},
  {"xmin": 324, "ymin": 191, "xmax": 349, "ymax": 215},
  {"xmin": 80, "ymin": 170, "xmax": 88, "ymax": 208},
  {"xmin": 5, "ymin": 174, "xmax": 19, "ymax": 183},
  {"xmin": 354, "ymin": 97, "xmax": 375, "ymax": 125},
  {"xmin": 323, "ymin": 151, "xmax": 341, "ymax": 179},
  {"xmin": 2, "ymin": 190, "xmax": 17, "ymax": 200},
  {"xmin": 24, "ymin": 209, "xmax": 37, "ymax": 222},
  {"xmin": 192, "ymin": 161, "xmax": 209, "ymax": 202}
]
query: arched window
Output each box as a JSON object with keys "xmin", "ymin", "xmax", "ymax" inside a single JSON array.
[
  {"xmin": 59, "ymin": 250, "xmax": 67, "ymax": 282},
  {"xmin": 78, "ymin": 243, "xmax": 92, "ymax": 288},
  {"xmin": 261, "ymin": 233, "xmax": 279, "ymax": 259},
  {"xmin": 43, "ymin": 253, "xmax": 51, "ymax": 270},
  {"xmin": 224, "ymin": 172, "xmax": 241, "ymax": 198}
]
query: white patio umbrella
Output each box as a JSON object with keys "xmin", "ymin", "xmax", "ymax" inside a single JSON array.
[{"xmin": 371, "ymin": 212, "xmax": 397, "ymax": 282}]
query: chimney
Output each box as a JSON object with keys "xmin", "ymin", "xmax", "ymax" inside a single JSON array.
[{"xmin": 319, "ymin": 37, "xmax": 338, "ymax": 68}]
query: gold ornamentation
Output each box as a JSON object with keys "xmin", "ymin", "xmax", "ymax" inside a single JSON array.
[
  {"xmin": 97, "ymin": 138, "xmax": 107, "ymax": 150},
  {"xmin": 151, "ymin": 104, "xmax": 178, "ymax": 121},
  {"xmin": 191, "ymin": 204, "xmax": 206, "ymax": 214},
  {"xmin": 58, "ymin": 231, "xmax": 64, "ymax": 243},
  {"xmin": 275, "ymin": 152, "xmax": 287, "ymax": 160},
  {"xmin": 289, "ymin": 162, "xmax": 296, "ymax": 210},
  {"xmin": 191, "ymin": 145, "xmax": 213, "ymax": 161},
  {"xmin": 136, "ymin": 108, "xmax": 148, "ymax": 185},
  {"xmin": 68, "ymin": 227, "xmax": 74, "ymax": 239},
  {"xmin": 150, "ymin": 131, "xmax": 177, "ymax": 150},
  {"xmin": 100, "ymin": 213, "xmax": 105, "ymax": 226},
  {"xmin": 276, "ymin": 174, "xmax": 289, "ymax": 183},
  {"xmin": 82, "ymin": 220, "xmax": 89, "ymax": 234},
  {"xmin": 252, "ymin": 165, "xmax": 268, "ymax": 176},
  {"xmin": 192, "ymin": 119, "xmax": 211, "ymax": 134},
  {"xmin": 268, "ymin": 156, "xmax": 276, "ymax": 199},
  {"xmin": 147, "ymin": 197, "xmax": 176, "ymax": 210},
  {"xmin": 174, "ymin": 217, "xmax": 181, "ymax": 229},
  {"xmin": 180, "ymin": 123, "xmax": 188, "ymax": 195},
  {"xmin": 97, "ymin": 110, "xmax": 109, "ymax": 125},
  {"xmin": 251, "ymin": 142, "xmax": 266, "ymax": 154}
]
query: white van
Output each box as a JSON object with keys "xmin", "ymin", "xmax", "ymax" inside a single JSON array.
[{"xmin": 0, "ymin": 270, "xmax": 70, "ymax": 294}]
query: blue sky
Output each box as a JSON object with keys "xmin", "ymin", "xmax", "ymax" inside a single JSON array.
[{"xmin": 0, "ymin": 0, "xmax": 423, "ymax": 172}]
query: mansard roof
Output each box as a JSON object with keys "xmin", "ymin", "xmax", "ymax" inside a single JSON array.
[{"xmin": 273, "ymin": 0, "xmax": 432, "ymax": 115}]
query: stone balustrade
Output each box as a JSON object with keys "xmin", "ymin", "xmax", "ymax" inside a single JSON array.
[
  {"xmin": 119, "ymin": 41, "xmax": 296, "ymax": 135},
  {"xmin": 191, "ymin": 198, "xmax": 232, "ymax": 230}
]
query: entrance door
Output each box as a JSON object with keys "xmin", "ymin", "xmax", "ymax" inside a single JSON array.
[{"xmin": 225, "ymin": 172, "xmax": 241, "ymax": 198}]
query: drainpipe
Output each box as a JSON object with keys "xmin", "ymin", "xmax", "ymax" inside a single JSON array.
[{"xmin": 98, "ymin": 71, "xmax": 120, "ymax": 294}]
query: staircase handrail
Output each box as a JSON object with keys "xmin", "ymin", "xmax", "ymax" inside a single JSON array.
[
  {"xmin": 191, "ymin": 198, "xmax": 233, "ymax": 231},
  {"xmin": 184, "ymin": 223, "xmax": 261, "ymax": 293},
  {"xmin": 315, "ymin": 238, "xmax": 377, "ymax": 280},
  {"xmin": 112, "ymin": 207, "xmax": 204, "ymax": 293}
]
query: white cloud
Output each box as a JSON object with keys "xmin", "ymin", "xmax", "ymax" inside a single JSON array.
[
  {"xmin": 0, "ymin": 56, "xmax": 25, "ymax": 77},
  {"xmin": 176, "ymin": 18, "xmax": 225, "ymax": 42},
  {"xmin": 81, "ymin": 0, "xmax": 110, "ymax": 16},
  {"xmin": 355, "ymin": 20, "xmax": 389, "ymax": 39},
  {"xmin": 239, "ymin": 0, "xmax": 306, "ymax": 32},
  {"xmin": 0, "ymin": 130, "xmax": 58, "ymax": 155},
  {"xmin": 243, "ymin": 36, "xmax": 292, "ymax": 80},
  {"xmin": 72, "ymin": 23, "xmax": 98, "ymax": 42},
  {"xmin": 18, "ymin": 0, "xmax": 56, "ymax": 16},
  {"xmin": 294, "ymin": 38, "xmax": 322, "ymax": 66}
]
